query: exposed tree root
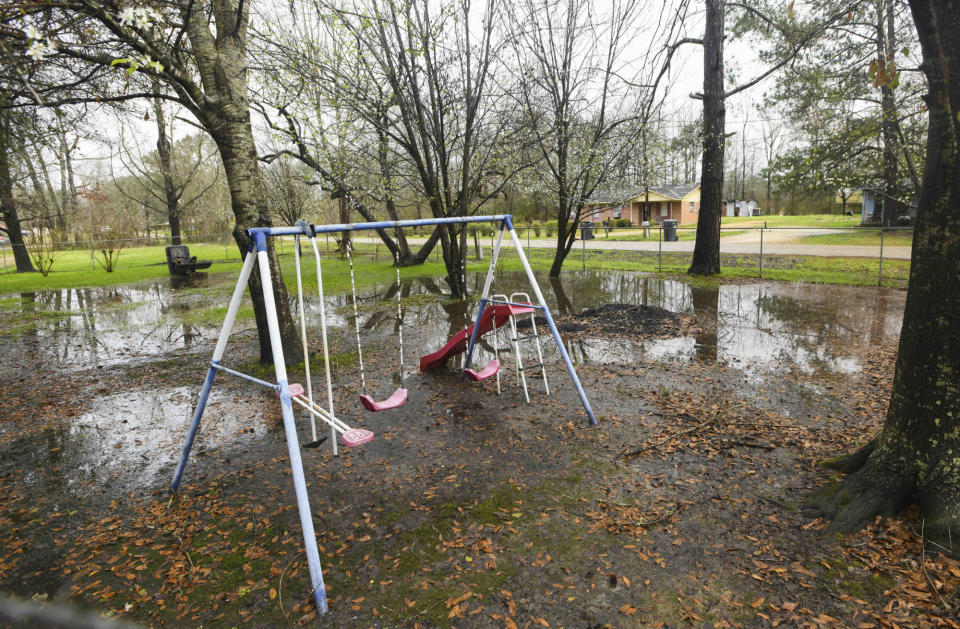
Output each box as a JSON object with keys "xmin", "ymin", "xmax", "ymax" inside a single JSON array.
[
  {"xmin": 819, "ymin": 439, "xmax": 876, "ymax": 474},
  {"xmin": 805, "ymin": 462, "xmax": 912, "ymax": 535}
]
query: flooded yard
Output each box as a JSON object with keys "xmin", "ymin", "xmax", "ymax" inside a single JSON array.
[{"xmin": 3, "ymin": 268, "xmax": 948, "ymax": 627}]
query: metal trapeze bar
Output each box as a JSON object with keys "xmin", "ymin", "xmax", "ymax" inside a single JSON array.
[
  {"xmin": 248, "ymin": 215, "xmax": 510, "ymax": 238},
  {"xmin": 212, "ymin": 362, "xmax": 279, "ymax": 390}
]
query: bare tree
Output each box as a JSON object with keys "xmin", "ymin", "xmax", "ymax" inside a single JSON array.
[
  {"xmin": 0, "ymin": 0, "xmax": 301, "ymax": 362},
  {"xmin": 808, "ymin": 0, "xmax": 960, "ymax": 548},
  {"xmin": 277, "ymin": 0, "xmax": 514, "ymax": 297},
  {"xmin": 110, "ymin": 107, "xmax": 220, "ymax": 244},
  {"xmin": 508, "ymin": 0, "xmax": 692, "ymax": 277},
  {"xmin": 0, "ymin": 107, "xmax": 35, "ymax": 272}
]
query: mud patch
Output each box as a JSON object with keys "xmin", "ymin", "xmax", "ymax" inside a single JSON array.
[{"xmin": 516, "ymin": 301, "xmax": 693, "ymax": 339}]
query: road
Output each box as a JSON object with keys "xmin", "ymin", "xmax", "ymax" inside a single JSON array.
[{"xmin": 354, "ymin": 228, "xmax": 911, "ymax": 260}]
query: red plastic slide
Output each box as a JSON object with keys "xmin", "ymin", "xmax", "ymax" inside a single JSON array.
[{"xmin": 419, "ymin": 303, "xmax": 535, "ymax": 371}]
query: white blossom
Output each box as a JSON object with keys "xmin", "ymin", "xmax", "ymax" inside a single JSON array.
[
  {"xmin": 119, "ymin": 7, "xmax": 161, "ymax": 29},
  {"xmin": 25, "ymin": 26, "xmax": 41, "ymax": 41},
  {"xmin": 26, "ymin": 41, "xmax": 45, "ymax": 61}
]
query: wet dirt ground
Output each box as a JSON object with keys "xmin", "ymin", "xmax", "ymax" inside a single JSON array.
[{"xmin": 1, "ymin": 269, "xmax": 956, "ymax": 627}]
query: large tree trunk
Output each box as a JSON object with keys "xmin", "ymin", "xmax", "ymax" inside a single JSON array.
[
  {"xmin": 877, "ymin": 0, "xmax": 900, "ymax": 227},
  {"xmin": 0, "ymin": 114, "xmax": 36, "ymax": 273},
  {"xmin": 216, "ymin": 123, "xmax": 301, "ymax": 365},
  {"xmin": 153, "ymin": 91, "xmax": 182, "ymax": 245},
  {"xmin": 549, "ymin": 212, "xmax": 579, "ymax": 278},
  {"xmin": 808, "ymin": 0, "xmax": 960, "ymax": 546},
  {"xmin": 688, "ymin": 0, "xmax": 726, "ymax": 275},
  {"xmin": 439, "ymin": 221, "xmax": 467, "ymax": 297},
  {"xmin": 184, "ymin": 0, "xmax": 300, "ymax": 365}
]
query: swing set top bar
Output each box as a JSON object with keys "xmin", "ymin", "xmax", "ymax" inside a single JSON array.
[{"xmin": 247, "ymin": 214, "xmax": 513, "ymax": 241}]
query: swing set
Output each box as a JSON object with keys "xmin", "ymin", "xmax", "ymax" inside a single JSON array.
[{"xmin": 169, "ymin": 215, "xmax": 595, "ymax": 615}]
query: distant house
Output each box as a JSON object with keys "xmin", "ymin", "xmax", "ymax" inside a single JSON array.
[{"xmin": 583, "ymin": 183, "xmax": 702, "ymax": 225}]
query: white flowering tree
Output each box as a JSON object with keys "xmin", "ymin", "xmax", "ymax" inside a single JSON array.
[{"xmin": 0, "ymin": 0, "xmax": 300, "ymax": 363}]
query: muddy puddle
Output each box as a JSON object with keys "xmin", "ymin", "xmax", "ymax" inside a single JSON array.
[
  {"xmin": 2, "ymin": 386, "xmax": 273, "ymax": 501},
  {"xmin": 0, "ymin": 269, "xmax": 904, "ymax": 499},
  {"xmin": 0, "ymin": 279, "xmax": 237, "ymax": 373},
  {"xmin": 0, "ymin": 270, "xmax": 904, "ymax": 378},
  {"xmin": 358, "ymin": 271, "xmax": 905, "ymax": 382}
]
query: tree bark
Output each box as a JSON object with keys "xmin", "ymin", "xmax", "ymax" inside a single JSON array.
[
  {"xmin": 688, "ymin": 0, "xmax": 726, "ymax": 275},
  {"xmin": 0, "ymin": 113, "xmax": 36, "ymax": 273},
  {"xmin": 807, "ymin": 0, "xmax": 960, "ymax": 546},
  {"xmin": 153, "ymin": 90, "xmax": 182, "ymax": 245},
  {"xmin": 877, "ymin": 0, "xmax": 900, "ymax": 227},
  {"xmin": 183, "ymin": 0, "xmax": 300, "ymax": 365}
]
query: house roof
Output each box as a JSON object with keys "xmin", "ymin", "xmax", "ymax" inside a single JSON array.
[
  {"xmin": 589, "ymin": 182, "xmax": 701, "ymax": 205},
  {"xmin": 647, "ymin": 183, "xmax": 700, "ymax": 200}
]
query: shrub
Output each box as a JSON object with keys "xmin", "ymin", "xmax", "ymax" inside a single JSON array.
[
  {"xmin": 613, "ymin": 218, "xmax": 632, "ymax": 228},
  {"xmin": 28, "ymin": 232, "xmax": 56, "ymax": 277}
]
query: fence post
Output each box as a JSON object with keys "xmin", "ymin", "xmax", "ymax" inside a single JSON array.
[
  {"xmin": 582, "ymin": 229, "xmax": 586, "ymax": 271},
  {"xmin": 878, "ymin": 227, "xmax": 884, "ymax": 286},
  {"xmin": 759, "ymin": 228, "xmax": 764, "ymax": 279},
  {"xmin": 90, "ymin": 241, "xmax": 95, "ymax": 270},
  {"xmin": 658, "ymin": 226, "xmax": 662, "ymax": 272},
  {"xmin": 1, "ymin": 244, "xmax": 6, "ymax": 273},
  {"xmin": 527, "ymin": 226, "xmax": 530, "ymax": 250}
]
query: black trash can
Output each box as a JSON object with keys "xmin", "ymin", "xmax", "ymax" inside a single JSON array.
[
  {"xmin": 581, "ymin": 221, "xmax": 595, "ymax": 240},
  {"xmin": 662, "ymin": 219, "xmax": 678, "ymax": 242}
]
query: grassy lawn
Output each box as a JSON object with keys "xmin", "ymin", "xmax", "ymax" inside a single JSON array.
[
  {"xmin": 0, "ymin": 241, "xmax": 466, "ymax": 296},
  {"xmin": 800, "ymin": 229, "xmax": 914, "ymax": 247},
  {"xmin": 0, "ymin": 232, "xmax": 911, "ymax": 296},
  {"xmin": 721, "ymin": 213, "xmax": 860, "ymax": 227},
  {"xmin": 499, "ymin": 246, "xmax": 910, "ymax": 289}
]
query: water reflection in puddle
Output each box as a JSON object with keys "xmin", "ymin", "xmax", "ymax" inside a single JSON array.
[
  {"xmin": 8, "ymin": 387, "xmax": 270, "ymax": 495},
  {"xmin": 3, "ymin": 276, "xmax": 241, "ymax": 370},
  {"xmin": 356, "ymin": 271, "xmax": 904, "ymax": 380},
  {"xmin": 0, "ymin": 269, "xmax": 904, "ymax": 496},
  {"xmin": 2, "ymin": 269, "xmax": 903, "ymax": 378}
]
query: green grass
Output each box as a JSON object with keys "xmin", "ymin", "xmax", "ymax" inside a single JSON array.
[
  {"xmin": 800, "ymin": 229, "xmax": 914, "ymax": 247},
  {"xmin": 0, "ymin": 230, "xmax": 911, "ymax": 297},
  {"xmin": 0, "ymin": 241, "xmax": 474, "ymax": 296},
  {"xmin": 0, "ymin": 243, "xmax": 239, "ymax": 293},
  {"xmin": 720, "ymin": 213, "xmax": 860, "ymax": 227},
  {"xmin": 495, "ymin": 246, "xmax": 910, "ymax": 288}
]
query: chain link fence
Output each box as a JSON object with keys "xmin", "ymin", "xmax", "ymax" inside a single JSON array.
[
  {"xmin": 0, "ymin": 225, "xmax": 913, "ymax": 288},
  {"xmin": 499, "ymin": 224, "xmax": 913, "ymax": 288}
]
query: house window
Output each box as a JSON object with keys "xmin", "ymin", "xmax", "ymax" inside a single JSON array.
[
  {"xmin": 689, "ymin": 201, "xmax": 696, "ymax": 212},
  {"xmin": 660, "ymin": 202, "xmax": 669, "ymax": 217},
  {"xmin": 613, "ymin": 207, "xmax": 622, "ymax": 219}
]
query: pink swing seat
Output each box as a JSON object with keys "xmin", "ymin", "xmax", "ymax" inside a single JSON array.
[
  {"xmin": 342, "ymin": 428, "xmax": 374, "ymax": 447},
  {"xmin": 277, "ymin": 383, "xmax": 306, "ymax": 398},
  {"xmin": 464, "ymin": 358, "xmax": 501, "ymax": 381},
  {"xmin": 359, "ymin": 387, "xmax": 408, "ymax": 412}
]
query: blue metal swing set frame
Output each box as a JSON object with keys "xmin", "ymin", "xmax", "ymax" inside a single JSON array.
[{"xmin": 169, "ymin": 214, "xmax": 596, "ymax": 615}]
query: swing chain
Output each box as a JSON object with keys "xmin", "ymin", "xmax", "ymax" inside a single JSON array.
[
  {"xmin": 345, "ymin": 240, "xmax": 367, "ymax": 394},
  {"xmin": 394, "ymin": 249, "xmax": 404, "ymax": 375}
]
